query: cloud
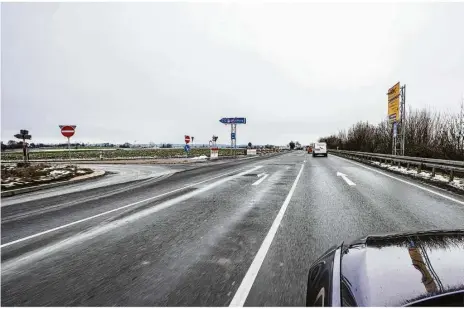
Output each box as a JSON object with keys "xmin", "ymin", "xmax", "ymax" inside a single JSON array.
[{"xmin": 2, "ymin": 3, "xmax": 463, "ymax": 145}]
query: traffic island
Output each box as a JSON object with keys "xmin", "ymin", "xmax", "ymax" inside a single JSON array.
[{"xmin": 1, "ymin": 163, "xmax": 105, "ymax": 197}]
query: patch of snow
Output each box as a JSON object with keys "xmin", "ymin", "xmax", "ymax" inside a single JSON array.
[
  {"xmin": 50, "ymin": 170, "xmax": 71, "ymax": 177},
  {"xmin": 431, "ymin": 174, "xmax": 449, "ymax": 183},
  {"xmin": 190, "ymin": 155, "xmax": 208, "ymax": 160},
  {"xmin": 449, "ymin": 178, "xmax": 464, "ymax": 190},
  {"xmin": 1, "ymin": 177, "xmax": 14, "ymax": 184},
  {"xmin": 417, "ymin": 171, "xmax": 431, "ymax": 179},
  {"xmin": 369, "ymin": 160, "xmax": 463, "ymax": 191}
]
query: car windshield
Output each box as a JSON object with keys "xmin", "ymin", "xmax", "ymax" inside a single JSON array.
[{"xmin": 1, "ymin": 2, "xmax": 464, "ymax": 307}]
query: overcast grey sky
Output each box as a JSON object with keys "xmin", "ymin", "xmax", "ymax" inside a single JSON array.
[{"xmin": 2, "ymin": 2, "xmax": 464, "ymax": 145}]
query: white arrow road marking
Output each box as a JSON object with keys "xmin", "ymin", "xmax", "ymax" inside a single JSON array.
[
  {"xmin": 337, "ymin": 172, "xmax": 356, "ymax": 186},
  {"xmin": 252, "ymin": 174, "xmax": 269, "ymax": 186}
]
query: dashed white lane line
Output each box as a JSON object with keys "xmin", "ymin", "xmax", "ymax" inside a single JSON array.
[
  {"xmin": 252, "ymin": 174, "xmax": 269, "ymax": 186},
  {"xmin": 336, "ymin": 155, "xmax": 464, "ymax": 205},
  {"xmin": 1, "ymin": 165, "xmax": 263, "ymax": 249},
  {"xmin": 229, "ymin": 162, "xmax": 305, "ymax": 307}
]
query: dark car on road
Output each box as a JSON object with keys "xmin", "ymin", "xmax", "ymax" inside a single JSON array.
[{"xmin": 306, "ymin": 230, "xmax": 464, "ymax": 306}]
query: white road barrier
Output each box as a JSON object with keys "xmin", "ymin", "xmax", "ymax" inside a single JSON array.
[
  {"xmin": 210, "ymin": 148, "xmax": 219, "ymax": 160},
  {"xmin": 247, "ymin": 149, "xmax": 257, "ymax": 156}
]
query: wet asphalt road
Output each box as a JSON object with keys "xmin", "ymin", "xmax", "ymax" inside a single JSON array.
[{"xmin": 2, "ymin": 151, "xmax": 464, "ymax": 306}]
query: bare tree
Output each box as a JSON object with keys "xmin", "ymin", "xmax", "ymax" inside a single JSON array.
[{"xmin": 319, "ymin": 107, "xmax": 463, "ymax": 160}]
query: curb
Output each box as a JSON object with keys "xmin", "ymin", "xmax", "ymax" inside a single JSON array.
[{"xmin": 1, "ymin": 170, "xmax": 107, "ymax": 198}]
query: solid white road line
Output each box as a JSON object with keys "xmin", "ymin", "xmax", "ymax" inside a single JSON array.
[
  {"xmin": 229, "ymin": 163, "xmax": 305, "ymax": 307},
  {"xmin": 336, "ymin": 172, "xmax": 356, "ymax": 186},
  {"xmin": 1, "ymin": 165, "xmax": 263, "ymax": 249},
  {"xmin": 252, "ymin": 174, "xmax": 269, "ymax": 186},
  {"xmin": 336, "ymin": 155, "xmax": 464, "ymax": 205}
]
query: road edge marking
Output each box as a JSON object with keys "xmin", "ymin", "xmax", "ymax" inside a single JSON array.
[
  {"xmin": 1, "ymin": 165, "xmax": 263, "ymax": 249},
  {"xmin": 336, "ymin": 155, "xmax": 464, "ymax": 205},
  {"xmin": 229, "ymin": 163, "xmax": 305, "ymax": 307}
]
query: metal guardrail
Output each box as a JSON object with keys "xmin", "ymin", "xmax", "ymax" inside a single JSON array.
[{"xmin": 329, "ymin": 149, "xmax": 464, "ymax": 182}]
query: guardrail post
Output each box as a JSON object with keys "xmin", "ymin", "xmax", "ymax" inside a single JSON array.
[
  {"xmin": 449, "ymin": 170, "xmax": 454, "ymax": 182},
  {"xmin": 431, "ymin": 167, "xmax": 436, "ymax": 177},
  {"xmin": 406, "ymin": 162, "xmax": 410, "ymax": 170},
  {"xmin": 417, "ymin": 164, "xmax": 422, "ymax": 173},
  {"xmin": 397, "ymin": 161, "xmax": 401, "ymax": 167}
]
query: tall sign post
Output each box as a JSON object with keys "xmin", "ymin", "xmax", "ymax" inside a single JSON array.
[
  {"xmin": 219, "ymin": 117, "xmax": 246, "ymax": 157},
  {"xmin": 387, "ymin": 83, "xmax": 406, "ymax": 156},
  {"xmin": 14, "ymin": 129, "xmax": 32, "ymax": 163},
  {"xmin": 400, "ymin": 84, "xmax": 406, "ymax": 156},
  {"xmin": 184, "ymin": 135, "xmax": 191, "ymax": 157},
  {"xmin": 59, "ymin": 125, "xmax": 76, "ymax": 165}
]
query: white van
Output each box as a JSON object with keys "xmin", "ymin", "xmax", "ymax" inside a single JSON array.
[{"xmin": 312, "ymin": 142, "xmax": 327, "ymax": 157}]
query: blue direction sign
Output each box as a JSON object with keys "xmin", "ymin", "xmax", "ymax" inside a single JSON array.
[
  {"xmin": 184, "ymin": 144, "xmax": 190, "ymax": 152},
  {"xmin": 231, "ymin": 133, "xmax": 236, "ymax": 140},
  {"xmin": 219, "ymin": 117, "xmax": 246, "ymax": 124}
]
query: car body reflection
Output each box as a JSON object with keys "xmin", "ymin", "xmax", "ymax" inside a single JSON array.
[{"xmin": 306, "ymin": 230, "xmax": 464, "ymax": 306}]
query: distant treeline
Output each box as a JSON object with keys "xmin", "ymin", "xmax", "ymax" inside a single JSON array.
[{"xmin": 319, "ymin": 108, "xmax": 464, "ymax": 161}]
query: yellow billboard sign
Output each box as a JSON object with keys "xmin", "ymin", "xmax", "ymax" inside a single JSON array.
[{"xmin": 388, "ymin": 82, "xmax": 400, "ymax": 123}]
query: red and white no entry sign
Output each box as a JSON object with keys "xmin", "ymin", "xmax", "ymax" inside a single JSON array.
[
  {"xmin": 185, "ymin": 135, "xmax": 191, "ymax": 144},
  {"xmin": 60, "ymin": 125, "xmax": 76, "ymax": 138}
]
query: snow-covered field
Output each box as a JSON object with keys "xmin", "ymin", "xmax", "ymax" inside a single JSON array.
[{"xmin": 370, "ymin": 161, "xmax": 464, "ymax": 191}]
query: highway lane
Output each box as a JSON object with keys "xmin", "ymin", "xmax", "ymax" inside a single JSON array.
[
  {"xmin": 2, "ymin": 151, "xmax": 464, "ymax": 306},
  {"xmin": 243, "ymin": 153, "xmax": 464, "ymax": 306}
]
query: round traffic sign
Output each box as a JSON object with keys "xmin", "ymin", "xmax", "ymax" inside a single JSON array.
[
  {"xmin": 61, "ymin": 125, "xmax": 75, "ymax": 138},
  {"xmin": 184, "ymin": 144, "xmax": 190, "ymax": 152},
  {"xmin": 185, "ymin": 135, "xmax": 191, "ymax": 144}
]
